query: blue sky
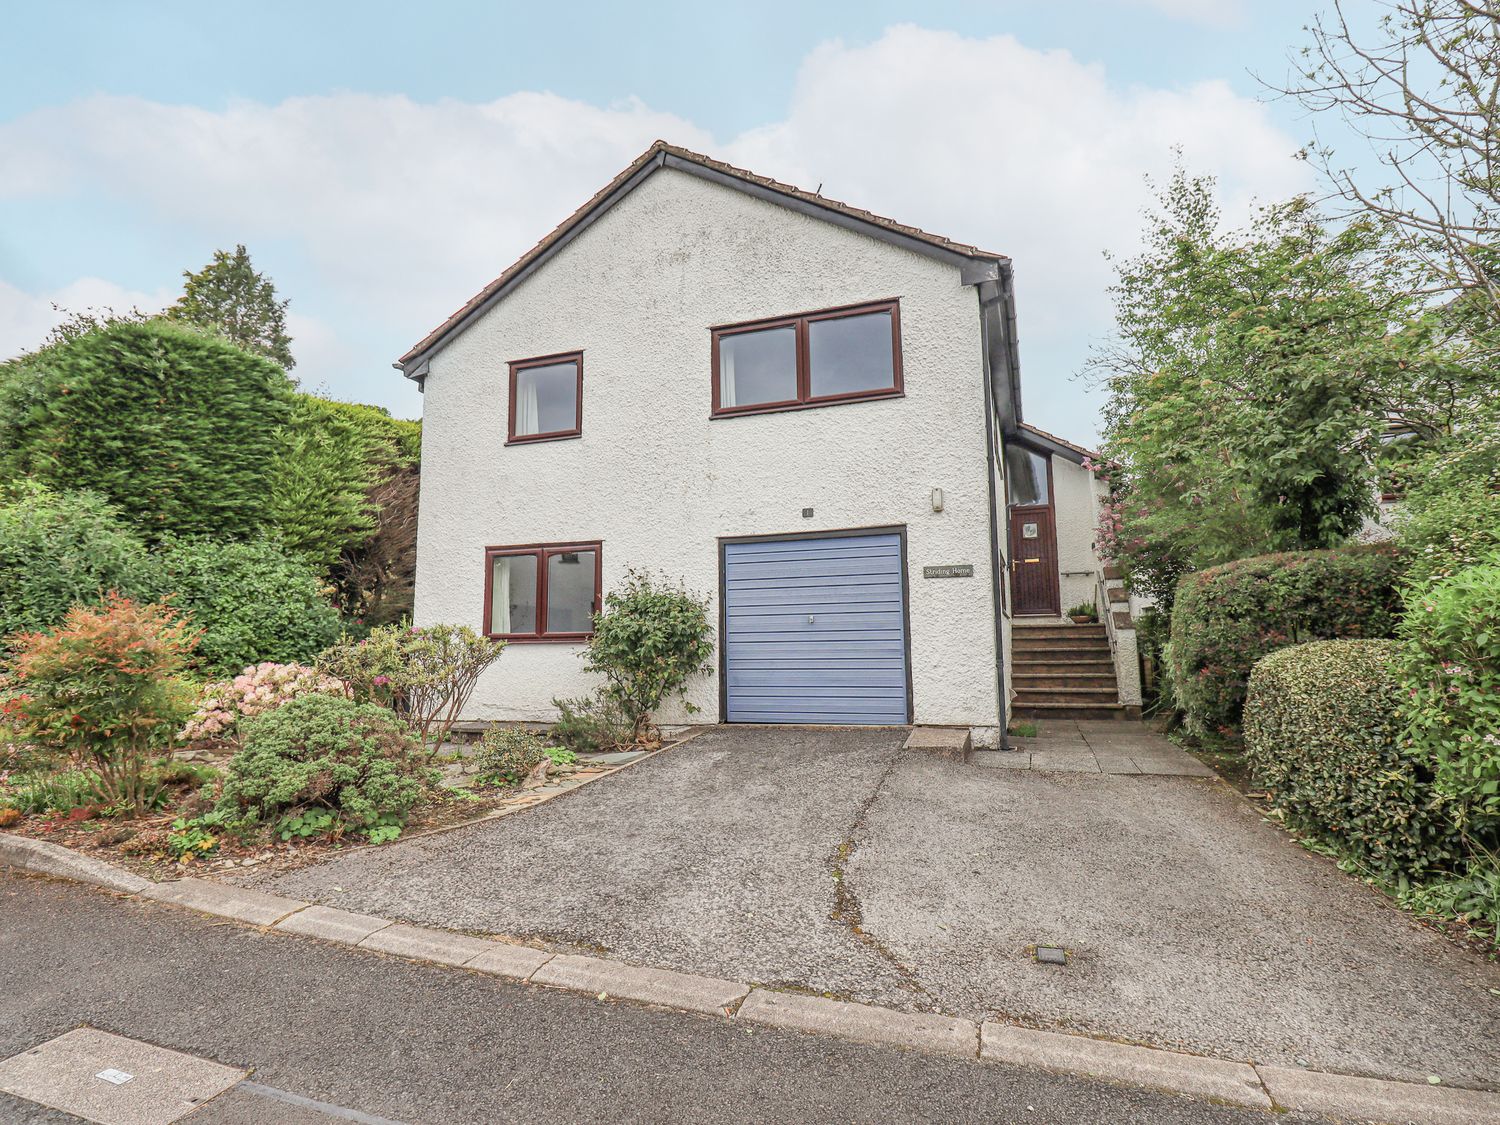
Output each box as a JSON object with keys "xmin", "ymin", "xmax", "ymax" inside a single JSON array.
[{"xmin": 0, "ymin": 1, "xmax": 1354, "ymax": 440}]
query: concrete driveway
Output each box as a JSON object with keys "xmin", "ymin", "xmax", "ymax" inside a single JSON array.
[{"xmin": 261, "ymin": 726, "xmax": 1500, "ymax": 1090}]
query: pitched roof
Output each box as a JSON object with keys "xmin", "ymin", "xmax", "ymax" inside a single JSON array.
[
  {"xmin": 1015, "ymin": 421, "xmax": 1099, "ymax": 465},
  {"xmin": 396, "ymin": 140, "xmax": 1008, "ymax": 373}
]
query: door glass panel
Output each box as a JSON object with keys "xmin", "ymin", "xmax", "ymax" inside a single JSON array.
[
  {"xmin": 490, "ymin": 554, "xmax": 538, "ymax": 634},
  {"xmin": 546, "ymin": 549, "xmax": 597, "ymax": 634},
  {"xmin": 514, "ymin": 360, "xmax": 578, "ymax": 436},
  {"xmin": 1005, "ymin": 445, "xmax": 1050, "ymax": 505},
  {"xmin": 807, "ymin": 310, "xmax": 895, "ymax": 398},
  {"xmin": 719, "ymin": 326, "xmax": 796, "ymax": 408}
]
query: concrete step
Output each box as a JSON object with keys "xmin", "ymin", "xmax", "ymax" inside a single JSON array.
[
  {"xmin": 1014, "ymin": 674, "xmax": 1119, "ymax": 690},
  {"xmin": 1014, "ymin": 687, "xmax": 1122, "ymax": 704},
  {"xmin": 1011, "ymin": 658, "xmax": 1116, "ymax": 672},
  {"xmin": 1013, "ymin": 644, "xmax": 1113, "ymax": 662},
  {"xmin": 903, "ymin": 726, "xmax": 972, "ymax": 762},
  {"xmin": 1013, "ymin": 623, "xmax": 1106, "ymax": 639},
  {"xmin": 1012, "ymin": 701, "xmax": 1137, "ymax": 721}
]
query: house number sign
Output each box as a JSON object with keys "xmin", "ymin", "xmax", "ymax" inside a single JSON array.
[{"xmin": 923, "ymin": 564, "xmax": 974, "ymax": 579}]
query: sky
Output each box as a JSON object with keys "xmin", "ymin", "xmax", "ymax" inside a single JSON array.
[{"xmin": 0, "ymin": 0, "xmax": 1358, "ymax": 442}]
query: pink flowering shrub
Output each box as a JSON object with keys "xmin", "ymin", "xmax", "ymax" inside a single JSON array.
[{"xmin": 181, "ymin": 661, "xmax": 341, "ymax": 743}]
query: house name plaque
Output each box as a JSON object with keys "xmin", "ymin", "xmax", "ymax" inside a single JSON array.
[{"xmin": 922, "ymin": 564, "xmax": 974, "ymax": 579}]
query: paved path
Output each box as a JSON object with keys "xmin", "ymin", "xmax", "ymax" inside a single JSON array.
[
  {"xmin": 0, "ymin": 873, "xmax": 1304, "ymax": 1124},
  {"xmin": 977, "ymin": 719, "xmax": 1216, "ymax": 775},
  {"xmin": 256, "ymin": 726, "xmax": 1500, "ymax": 1090}
]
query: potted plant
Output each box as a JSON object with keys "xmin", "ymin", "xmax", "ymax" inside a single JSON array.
[{"xmin": 1066, "ymin": 601, "xmax": 1098, "ymax": 625}]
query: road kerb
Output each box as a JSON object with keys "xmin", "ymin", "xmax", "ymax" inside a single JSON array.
[
  {"xmin": 464, "ymin": 941, "xmax": 556, "ymax": 980},
  {"xmin": 530, "ymin": 953, "xmax": 749, "ymax": 1016},
  {"xmin": 358, "ymin": 923, "xmax": 495, "ymax": 967},
  {"xmin": 980, "ymin": 1023, "xmax": 1270, "ymax": 1109},
  {"xmin": 275, "ymin": 904, "xmax": 392, "ymax": 945},
  {"xmin": 0, "ymin": 832, "xmax": 151, "ymax": 894},
  {"xmin": 139, "ymin": 878, "xmax": 307, "ymax": 927},
  {"xmin": 1257, "ymin": 1064, "xmax": 1500, "ymax": 1124},
  {"xmin": 737, "ymin": 989, "xmax": 979, "ymax": 1059}
]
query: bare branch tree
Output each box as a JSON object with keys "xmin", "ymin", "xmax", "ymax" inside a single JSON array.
[{"xmin": 1281, "ymin": 1, "xmax": 1500, "ymax": 313}]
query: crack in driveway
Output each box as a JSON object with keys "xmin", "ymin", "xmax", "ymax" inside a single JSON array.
[{"xmin": 825, "ymin": 751, "xmax": 935, "ymax": 1007}]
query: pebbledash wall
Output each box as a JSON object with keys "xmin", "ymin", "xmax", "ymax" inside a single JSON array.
[
  {"xmin": 414, "ymin": 167, "xmax": 1004, "ymax": 736},
  {"xmin": 1052, "ymin": 456, "xmax": 1107, "ymax": 615}
]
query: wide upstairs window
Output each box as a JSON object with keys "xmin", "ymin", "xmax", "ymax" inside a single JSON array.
[
  {"xmin": 711, "ymin": 300, "xmax": 902, "ymax": 416},
  {"xmin": 484, "ymin": 542, "xmax": 600, "ymax": 641},
  {"xmin": 509, "ymin": 352, "xmax": 583, "ymax": 443}
]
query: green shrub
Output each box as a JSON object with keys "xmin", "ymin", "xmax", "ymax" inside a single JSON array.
[
  {"xmin": 217, "ymin": 693, "xmax": 431, "ymax": 835},
  {"xmin": 1244, "ymin": 639, "xmax": 1461, "ymax": 880},
  {"xmin": 1395, "ymin": 417, "xmax": 1500, "ymax": 588},
  {"xmin": 1168, "ymin": 545, "xmax": 1406, "ymax": 740},
  {"xmin": 1400, "ymin": 559, "xmax": 1500, "ymax": 836},
  {"xmin": 4, "ymin": 595, "xmax": 197, "ymax": 814},
  {"xmin": 148, "ymin": 536, "xmax": 341, "ymax": 675},
  {"xmin": 550, "ymin": 693, "xmax": 634, "ymax": 754},
  {"xmin": 0, "ymin": 769, "xmax": 101, "ymax": 815},
  {"xmin": 472, "ymin": 727, "xmax": 550, "ymax": 786},
  {"xmin": 267, "ymin": 395, "xmax": 383, "ymax": 570},
  {"xmin": 581, "ymin": 570, "xmax": 714, "ymax": 742},
  {"xmin": 0, "ymin": 318, "xmax": 293, "ymax": 539},
  {"xmin": 0, "ymin": 484, "xmax": 154, "ymax": 644},
  {"xmin": 317, "ymin": 623, "xmax": 505, "ymax": 758}
]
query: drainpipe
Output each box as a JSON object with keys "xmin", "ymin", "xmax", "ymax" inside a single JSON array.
[{"xmin": 975, "ymin": 270, "xmax": 1014, "ymax": 752}]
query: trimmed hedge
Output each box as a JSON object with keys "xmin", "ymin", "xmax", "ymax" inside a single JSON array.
[
  {"xmin": 1244, "ymin": 639, "xmax": 1461, "ymax": 880},
  {"xmin": 0, "ymin": 319, "xmax": 293, "ymax": 539},
  {"xmin": 1167, "ymin": 545, "xmax": 1405, "ymax": 739}
]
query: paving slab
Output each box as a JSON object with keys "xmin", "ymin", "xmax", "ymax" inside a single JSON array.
[
  {"xmin": 1257, "ymin": 1065, "xmax": 1500, "ymax": 1124},
  {"xmin": 971, "ymin": 751, "xmax": 1032, "ymax": 770},
  {"xmin": 981, "ymin": 1023, "xmax": 1269, "ymax": 1109},
  {"xmin": 1027, "ymin": 751, "xmax": 1101, "ymax": 773},
  {"xmin": 273, "ymin": 905, "xmax": 390, "ymax": 945},
  {"xmin": 531, "ymin": 953, "xmax": 748, "ymax": 1015},
  {"xmin": 0, "ymin": 1028, "xmax": 244, "ymax": 1125},
  {"xmin": 142, "ymin": 880, "xmax": 305, "ymax": 927},
  {"xmin": 465, "ymin": 941, "xmax": 555, "ymax": 980},
  {"xmin": 737, "ymin": 989, "xmax": 978, "ymax": 1058},
  {"xmin": 358, "ymin": 923, "xmax": 494, "ymax": 966}
]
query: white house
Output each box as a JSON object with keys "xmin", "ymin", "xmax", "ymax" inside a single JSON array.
[{"xmin": 398, "ymin": 142, "xmax": 1139, "ymax": 744}]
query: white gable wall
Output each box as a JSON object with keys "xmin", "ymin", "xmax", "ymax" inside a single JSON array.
[{"xmin": 414, "ymin": 167, "xmax": 1001, "ymax": 731}]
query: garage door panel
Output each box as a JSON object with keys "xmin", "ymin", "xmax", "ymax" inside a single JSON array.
[{"xmin": 723, "ymin": 533, "xmax": 908, "ymax": 725}]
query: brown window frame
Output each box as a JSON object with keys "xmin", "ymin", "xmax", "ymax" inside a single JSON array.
[
  {"xmin": 482, "ymin": 541, "xmax": 602, "ymax": 643},
  {"xmin": 507, "ymin": 351, "xmax": 584, "ymax": 445},
  {"xmin": 709, "ymin": 298, "xmax": 903, "ymax": 418}
]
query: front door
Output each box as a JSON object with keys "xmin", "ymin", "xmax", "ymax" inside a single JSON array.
[{"xmin": 1006, "ymin": 445, "xmax": 1061, "ymax": 616}]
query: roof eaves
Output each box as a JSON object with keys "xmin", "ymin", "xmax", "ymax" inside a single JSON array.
[{"xmin": 395, "ymin": 140, "xmax": 1008, "ymax": 376}]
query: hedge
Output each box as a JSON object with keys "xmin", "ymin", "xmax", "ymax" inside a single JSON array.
[
  {"xmin": 1167, "ymin": 544, "xmax": 1405, "ymax": 739},
  {"xmin": 1244, "ymin": 639, "xmax": 1461, "ymax": 880},
  {"xmin": 0, "ymin": 318, "xmax": 293, "ymax": 539}
]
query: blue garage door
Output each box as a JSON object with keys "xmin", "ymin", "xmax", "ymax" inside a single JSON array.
[{"xmin": 723, "ymin": 532, "xmax": 909, "ymax": 725}]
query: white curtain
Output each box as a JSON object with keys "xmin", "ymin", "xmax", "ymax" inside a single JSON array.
[
  {"xmin": 720, "ymin": 344, "xmax": 737, "ymax": 408},
  {"xmin": 492, "ymin": 558, "xmax": 512, "ymax": 633},
  {"xmin": 516, "ymin": 374, "xmax": 541, "ymax": 435}
]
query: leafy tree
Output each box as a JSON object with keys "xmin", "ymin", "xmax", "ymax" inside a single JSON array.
[
  {"xmin": 1090, "ymin": 169, "xmax": 1429, "ymax": 601},
  {"xmin": 166, "ymin": 244, "xmax": 295, "ymax": 369},
  {"xmin": 0, "ymin": 319, "xmax": 294, "ymax": 540}
]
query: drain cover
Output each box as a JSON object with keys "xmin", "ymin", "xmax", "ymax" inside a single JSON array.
[{"xmin": 1034, "ymin": 946, "xmax": 1068, "ymax": 965}]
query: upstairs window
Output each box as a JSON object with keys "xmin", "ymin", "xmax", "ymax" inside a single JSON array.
[
  {"xmin": 711, "ymin": 300, "xmax": 902, "ymax": 416},
  {"xmin": 509, "ymin": 352, "xmax": 583, "ymax": 443},
  {"xmin": 484, "ymin": 542, "xmax": 601, "ymax": 641}
]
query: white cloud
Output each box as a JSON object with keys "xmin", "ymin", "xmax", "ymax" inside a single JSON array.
[
  {"xmin": 0, "ymin": 27, "xmax": 1307, "ymax": 434},
  {"xmin": 0, "ymin": 276, "xmax": 172, "ymax": 361}
]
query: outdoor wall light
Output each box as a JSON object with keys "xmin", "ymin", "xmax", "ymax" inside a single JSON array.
[{"xmin": 931, "ymin": 487, "xmax": 944, "ymax": 513}]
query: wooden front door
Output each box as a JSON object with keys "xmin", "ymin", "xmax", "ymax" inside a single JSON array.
[{"xmin": 1009, "ymin": 506, "xmax": 1060, "ymax": 615}]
